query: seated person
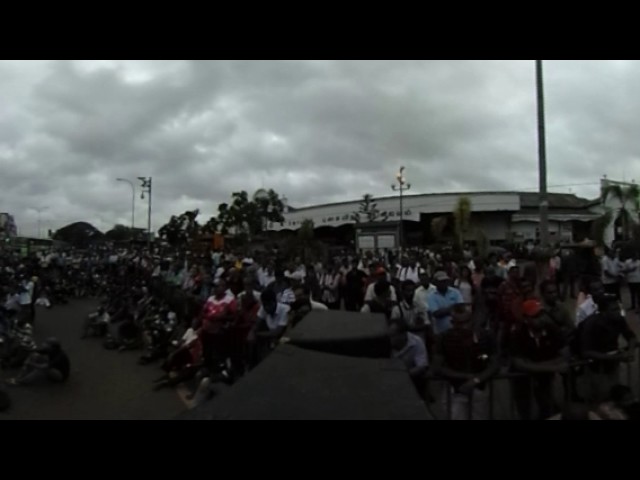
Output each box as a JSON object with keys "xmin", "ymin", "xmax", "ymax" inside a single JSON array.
[
  {"xmin": 153, "ymin": 320, "xmax": 203, "ymax": 391},
  {"xmin": 7, "ymin": 338, "xmax": 70, "ymax": 386},
  {"xmin": 1, "ymin": 317, "xmax": 37, "ymax": 369},
  {"xmin": 433, "ymin": 304, "xmax": 499, "ymax": 420},
  {"xmin": 81, "ymin": 305, "xmax": 111, "ymax": 339}
]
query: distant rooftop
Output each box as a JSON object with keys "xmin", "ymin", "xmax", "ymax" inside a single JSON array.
[{"xmin": 288, "ymin": 191, "xmax": 598, "ymax": 213}]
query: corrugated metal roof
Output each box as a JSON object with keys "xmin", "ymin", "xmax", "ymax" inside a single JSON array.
[{"xmin": 288, "ymin": 191, "xmax": 598, "ymax": 212}]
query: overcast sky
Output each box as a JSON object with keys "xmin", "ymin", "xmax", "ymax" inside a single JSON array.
[{"xmin": 1, "ymin": 60, "xmax": 637, "ymax": 237}]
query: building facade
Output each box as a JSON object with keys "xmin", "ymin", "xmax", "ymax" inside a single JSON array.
[{"xmin": 268, "ymin": 190, "xmax": 602, "ymax": 246}]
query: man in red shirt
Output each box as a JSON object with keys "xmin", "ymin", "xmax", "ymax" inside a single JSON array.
[{"xmin": 198, "ymin": 279, "xmax": 237, "ymax": 373}]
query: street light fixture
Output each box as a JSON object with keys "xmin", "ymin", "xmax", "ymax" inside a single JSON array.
[
  {"xmin": 116, "ymin": 178, "xmax": 135, "ymax": 230},
  {"xmin": 391, "ymin": 166, "xmax": 411, "ymax": 251},
  {"xmin": 34, "ymin": 207, "xmax": 49, "ymax": 239},
  {"xmin": 138, "ymin": 177, "xmax": 152, "ymax": 250}
]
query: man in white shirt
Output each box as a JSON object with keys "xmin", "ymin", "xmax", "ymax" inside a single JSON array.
[
  {"xmin": 18, "ymin": 276, "xmax": 34, "ymax": 324},
  {"xmin": 413, "ymin": 269, "xmax": 437, "ymax": 317},
  {"xmin": 249, "ymin": 289, "xmax": 290, "ymax": 365},
  {"xmin": 396, "ymin": 258, "xmax": 420, "ymax": 284},
  {"xmin": 364, "ymin": 267, "xmax": 398, "ymax": 302},
  {"xmin": 601, "ymin": 249, "xmax": 622, "ymax": 301},
  {"xmin": 390, "ymin": 319, "xmax": 429, "ymax": 399},
  {"xmin": 576, "ymin": 280, "xmax": 605, "ymax": 326},
  {"xmin": 625, "ymin": 252, "xmax": 640, "ymax": 312}
]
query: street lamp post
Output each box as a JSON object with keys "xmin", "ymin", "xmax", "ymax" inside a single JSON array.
[
  {"xmin": 536, "ymin": 60, "xmax": 550, "ymax": 248},
  {"xmin": 391, "ymin": 166, "xmax": 411, "ymax": 252},
  {"xmin": 138, "ymin": 177, "xmax": 152, "ymax": 251},
  {"xmin": 34, "ymin": 207, "xmax": 49, "ymax": 239},
  {"xmin": 116, "ymin": 178, "xmax": 135, "ymax": 230}
]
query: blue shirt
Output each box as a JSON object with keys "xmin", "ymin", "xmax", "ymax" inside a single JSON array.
[{"xmin": 427, "ymin": 287, "xmax": 464, "ymax": 334}]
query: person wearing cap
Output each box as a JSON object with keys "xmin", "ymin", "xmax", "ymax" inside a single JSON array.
[
  {"xmin": 509, "ymin": 299, "xmax": 567, "ymax": 420},
  {"xmin": 390, "ymin": 280, "xmax": 427, "ymax": 329},
  {"xmin": 433, "ymin": 304, "xmax": 499, "ymax": 420},
  {"xmin": 578, "ymin": 293, "xmax": 637, "ymax": 403},
  {"xmin": 364, "ymin": 267, "xmax": 397, "ymax": 303},
  {"xmin": 427, "ymin": 271, "xmax": 464, "ymax": 335},
  {"xmin": 7, "ymin": 337, "xmax": 70, "ymax": 386},
  {"xmin": 413, "ymin": 269, "xmax": 436, "ymax": 319}
]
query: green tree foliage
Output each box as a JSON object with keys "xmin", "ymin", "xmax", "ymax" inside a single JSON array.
[
  {"xmin": 430, "ymin": 216, "xmax": 448, "ymax": 242},
  {"xmin": 352, "ymin": 194, "xmax": 387, "ymax": 223},
  {"xmin": 601, "ymin": 183, "xmax": 640, "ymax": 242},
  {"xmin": 53, "ymin": 222, "xmax": 104, "ymax": 248},
  {"xmin": 157, "ymin": 210, "xmax": 201, "ymax": 248},
  {"xmin": 453, "ymin": 196, "xmax": 472, "ymax": 247},
  {"xmin": 213, "ymin": 189, "xmax": 286, "ymax": 239}
]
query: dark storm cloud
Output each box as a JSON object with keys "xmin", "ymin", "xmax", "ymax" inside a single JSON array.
[{"xmin": 0, "ymin": 60, "xmax": 637, "ymax": 237}]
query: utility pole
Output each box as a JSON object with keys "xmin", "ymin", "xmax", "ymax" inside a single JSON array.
[
  {"xmin": 392, "ymin": 166, "xmax": 411, "ymax": 252},
  {"xmin": 536, "ymin": 60, "xmax": 550, "ymax": 248},
  {"xmin": 138, "ymin": 177, "xmax": 152, "ymax": 251}
]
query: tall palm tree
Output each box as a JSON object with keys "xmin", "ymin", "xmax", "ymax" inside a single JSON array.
[
  {"xmin": 601, "ymin": 183, "xmax": 640, "ymax": 242},
  {"xmin": 453, "ymin": 196, "xmax": 472, "ymax": 247}
]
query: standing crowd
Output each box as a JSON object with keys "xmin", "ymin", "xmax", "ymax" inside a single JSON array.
[{"xmin": 2, "ymin": 242, "xmax": 640, "ymax": 420}]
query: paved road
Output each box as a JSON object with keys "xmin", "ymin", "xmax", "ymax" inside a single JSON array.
[{"xmin": 0, "ymin": 300, "xmax": 185, "ymax": 420}]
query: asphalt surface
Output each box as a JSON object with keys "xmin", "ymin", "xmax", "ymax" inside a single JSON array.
[{"xmin": 0, "ymin": 300, "xmax": 185, "ymax": 420}]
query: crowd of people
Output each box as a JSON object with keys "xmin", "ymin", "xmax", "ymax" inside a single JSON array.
[{"xmin": 2, "ymin": 242, "xmax": 640, "ymax": 420}]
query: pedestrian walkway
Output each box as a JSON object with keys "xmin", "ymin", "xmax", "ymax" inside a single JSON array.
[{"xmin": 0, "ymin": 300, "xmax": 184, "ymax": 420}]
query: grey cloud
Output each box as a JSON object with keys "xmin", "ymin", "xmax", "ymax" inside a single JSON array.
[{"xmin": 1, "ymin": 60, "xmax": 638, "ymax": 237}]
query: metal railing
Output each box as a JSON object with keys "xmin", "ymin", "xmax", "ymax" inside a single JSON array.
[{"xmin": 425, "ymin": 352, "xmax": 639, "ymax": 420}]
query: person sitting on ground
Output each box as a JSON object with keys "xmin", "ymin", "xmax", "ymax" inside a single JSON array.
[
  {"xmin": 153, "ymin": 320, "xmax": 203, "ymax": 391},
  {"xmin": 433, "ymin": 304, "xmax": 499, "ymax": 420},
  {"xmin": 81, "ymin": 304, "xmax": 111, "ymax": 339},
  {"xmin": 389, "ymin": 319, "xmax": 429, "ymax": 399},
  {"xmin": 1, "ymin": 316, "xmax": 37, "ymax": 369},
  {"xmin": 7, "ymin": 337, "xmax": 70, "ymax": 386},
  {"xmin": 361, "ymin": 279, "xmax": 396, "ymax": 320}
]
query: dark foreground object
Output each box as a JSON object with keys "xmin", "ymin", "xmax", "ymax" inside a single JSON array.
[
  {"xmin": 177, "ymin": 344, "xmax": 428, "ymax": 420},
  {"xmin": 288, "ymin": 310, "xmax": 390, "ymax": 359}
]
